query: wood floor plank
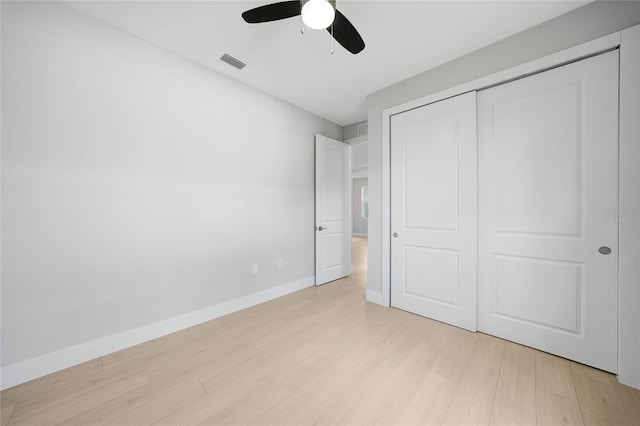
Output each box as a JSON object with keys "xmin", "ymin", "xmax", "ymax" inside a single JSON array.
[
  {"xmin": 8, "ymin": 366, "xmax": 146, "ymax": 422},
  {"xmin": 153, "ymin": 366, "xmax": 283, "ymax": 425},
  {"xmin": 331, "ymin": 310, "xmax": 416, "ymax": 374},
  {"xmin": 571, "ymin": 362, "xmax": 613, "ymax": 385},
  {"xmin": 59, "ymin": 378, "xmax": 205, "ymax": 426},
  {"xmin": 212, "ymin": 316, "xmax": 287, "ymax": 343},
  {"xmin": 196, "ymin": 377, "xmax": 291, "ymax": 425},
  {"xmin": 571, "ymin": 363, "xmax": 632, "ymax": 426},
  {"xmin": 300, "ymin": 364, "xmax": 391, "ymax": 425},
  {"xmin": 427, "ymin": 322, "xmax": 478, "ymax": 383},
  {"xmin": 395, "ymin": 371, "xmax": 459, "ymax": 426},
  {"xmin": 250, "ymin": 301, "xmax": 351, "ymax": 350},
  {"xmin": 301, "ymin": 313, "xmax": 427, "ymax": 425},
  {"xmin": 536, "ymin": 351, "xmax": 578, "ymax": 402},
  {"xmin": 255, "ymin": 341, "xmax": 324, "ymax": 390},
  {"xmin": 310, "ymin": 302, "xmax": 396, "ymax": 354},
  {"xmin": 215, "ymin": 290, "xmax": 325, "ymax": 337},
  {"xmin": 346, "ymin": 333, "xmax": 442, "ymax": 426},
  {"xmin": 146, "ymin": 338, "xmax": 258, "ymax": 382},
  {"xmin": 1, "ymin": 404, "xmax": 15, "ymax": 426},
  {"xmin": 193, "ymin": 349, "xmax": 263, "ymax": 393},
  {"xmin": 0, "ymin": 359, "xmax": 102, "ymax": 407},
  {"xmin": 101, "ymin": 324, "xmax": 221, "ymax": 375},
  {"xmin": 300, "ymin": 307, "xmax": 399, "ymax": 375},
  {"xmin": 111, "ymin": 380, "xmax": 206, "ymax": 426},
  {"xmin": 214, "ymin": 297, "xmax": 313, "ymax": 337},
  {"xmin": 251, "ymin": 365, "xmax": 348, "ymax": 426},
  {"xmin": 151, "ymin": 392, "xmax": 225, "ymax": 425},
  {"xmin": 9, "ymin": 370, "xmax": 150, "ymax": 426},
  {"xmin": 442, "ymin": 334, "xmax": 505, "ymax": 425},
  {"xmin": 490, "ymin": 342, "xmax": 536, "ymax": 425},
  {"xmin": 536, "ymin": 386, "xmax": 584, "ymax": 426},
  {"xmin": 610, "ymin": 377, "xmax": 640, "ymax": 426}
]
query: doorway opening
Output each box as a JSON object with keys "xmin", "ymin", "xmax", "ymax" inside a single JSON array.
[{"xmin": 349, "ymin": 130, "xmax": 368, "ymax": 294}]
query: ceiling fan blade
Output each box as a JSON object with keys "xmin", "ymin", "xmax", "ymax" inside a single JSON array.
[
  {"xmin": 328, "ymin": 10, "xmax": 365, "ymax": 54},
  {"xmin": 242, "ymin": 1, "xmax": 301, "ymax": 24}
]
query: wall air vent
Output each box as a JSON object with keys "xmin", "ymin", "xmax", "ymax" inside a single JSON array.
[
  {"xmin": 220, "ymin": 53, "xmax": 246, "ymax": 70},
  {"xmin": 357, "ymin": 122, "xmax": 368, "ymax": 137}
]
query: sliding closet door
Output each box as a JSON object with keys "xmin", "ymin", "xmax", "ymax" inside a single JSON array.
[
  {"xmin": 391, "ymin": 92, "xmax": 477, "ymax": 331},
  {"xmin": 477, "ymin": 51, "xmax": 619, "ymax": 372}
]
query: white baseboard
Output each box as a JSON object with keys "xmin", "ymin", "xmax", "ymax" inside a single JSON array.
[
  {"xmin": 353, "ymin": 233, "xmax": 368, "ymax": 237},
  {"xmin": 0, "ymin": 276, "xmax": 315, "ymax": 390},
  {"xmin": 366, "ymin": 289, "xmax": 387, "ymax": 307}
]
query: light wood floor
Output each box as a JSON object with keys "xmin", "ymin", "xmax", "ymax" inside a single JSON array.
[{"xmin": 2, "ymin": 236, "xmax": 639, "ymax": 425}]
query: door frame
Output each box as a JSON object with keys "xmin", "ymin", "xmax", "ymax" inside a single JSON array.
[{"xmin": 375, "ymin": 27, "xmax": 640, "ymax": 388}]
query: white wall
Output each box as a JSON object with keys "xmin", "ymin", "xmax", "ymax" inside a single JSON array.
[
  {"xmin": 349, "ymin": 136, "xmax": 368, "ymax": 237},
  {"xmin": 366, "ymin": 1, "xmax": 640, "ymax": 387},
  {"xmin": 618, "ymin": 24, "xmax": 640, "ymax": 390},
  {"xmin": 352, "ymin": 178, "xmax": 368, "ymax": 236},
  {"xmin": 0, "ymin": 1, "xmax": 342, "ymax": 387},
  {"xmin": 350, "ymin": 141, "xmax": 368, "ymax": 179},
  {"xmin": 343, "ymin": 121, "xmax": 367, "ymax": 140}
]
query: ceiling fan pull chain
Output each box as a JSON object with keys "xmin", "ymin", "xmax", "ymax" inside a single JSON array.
[
  {"xmin": 300, "ymin": 0, "xmax": 304, "ymax": 34},
  {"xmin": 330, "ymin": 23, "xmax": 334, "ymax": 54}
]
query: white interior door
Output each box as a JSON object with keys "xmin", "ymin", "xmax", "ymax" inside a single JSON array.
[
  {"xmin": 477, "ymin": 51, "xmax": 619, "ymax": 372},
  {"xmin": 391, "ymin": 92, "xmax": 477, "ymax": 331},
  {"xmin": 315, "ymin": 135, "xmax": 352, "ymax": 285}
]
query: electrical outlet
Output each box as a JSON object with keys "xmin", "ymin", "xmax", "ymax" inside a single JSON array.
[
  {"xmin": 252, "ymin": 264, "xmax": 259, "ymax": 275},
  {"xmin": 277, "ymin": 259, "xmax": 284, "ymax": 269}
]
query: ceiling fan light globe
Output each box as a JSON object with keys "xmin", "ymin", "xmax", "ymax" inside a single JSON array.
[{"xmin": 302, "ymin": 0, "xmax": 335, "ymax": 30}]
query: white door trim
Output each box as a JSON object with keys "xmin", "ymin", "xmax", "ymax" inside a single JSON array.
[
  {"xmin": 617, "ymin": 24, "xmax": 640, "ymax": 389},
  {"xmin": 375, "ymin": 27, "xmax": 640, "ymax": 388}
]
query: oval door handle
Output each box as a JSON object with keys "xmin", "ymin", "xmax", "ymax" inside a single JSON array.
[
  {"xmin": 599, "ymin": 246, "xmax": 612, "ymax": 255},
  {"xmin": 393, "ymin": 233, "xmax": 398, "ymax": 238}
]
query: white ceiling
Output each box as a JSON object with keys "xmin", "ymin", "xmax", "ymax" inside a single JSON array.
[{"xmin": 62, "ymin": 0, "xmax": 589, "ymax": 126}]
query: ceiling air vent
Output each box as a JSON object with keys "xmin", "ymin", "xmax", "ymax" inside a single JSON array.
[
  {"xmin": 357, "ymin": 122, "xmax": 368, "ymax": 137},
  {"xmin": 220, "ymin": 53, "xmax": 246, "ymax": 70}
]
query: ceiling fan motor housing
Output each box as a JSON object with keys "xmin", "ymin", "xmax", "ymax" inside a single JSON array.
[
  {"xmin": 301, "ymin": 0, "xmax": 336, "ymax": 8},
  {"xmin": 301, "ymin": 0, "xmax": 337, "ymax": 30}
]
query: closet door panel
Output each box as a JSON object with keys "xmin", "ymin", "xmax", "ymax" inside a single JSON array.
[
  {"xmin": 477, "ymin": 51, "xmax": 619, "ymax": 372},
  {"xmin": 391, "ymin": 92, "xmax": 477, "ymax": 331}
]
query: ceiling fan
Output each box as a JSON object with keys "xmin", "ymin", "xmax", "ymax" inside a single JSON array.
[{"xmin": 241, "ymin": 0, "xmax": 365, "ymax": 54}]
